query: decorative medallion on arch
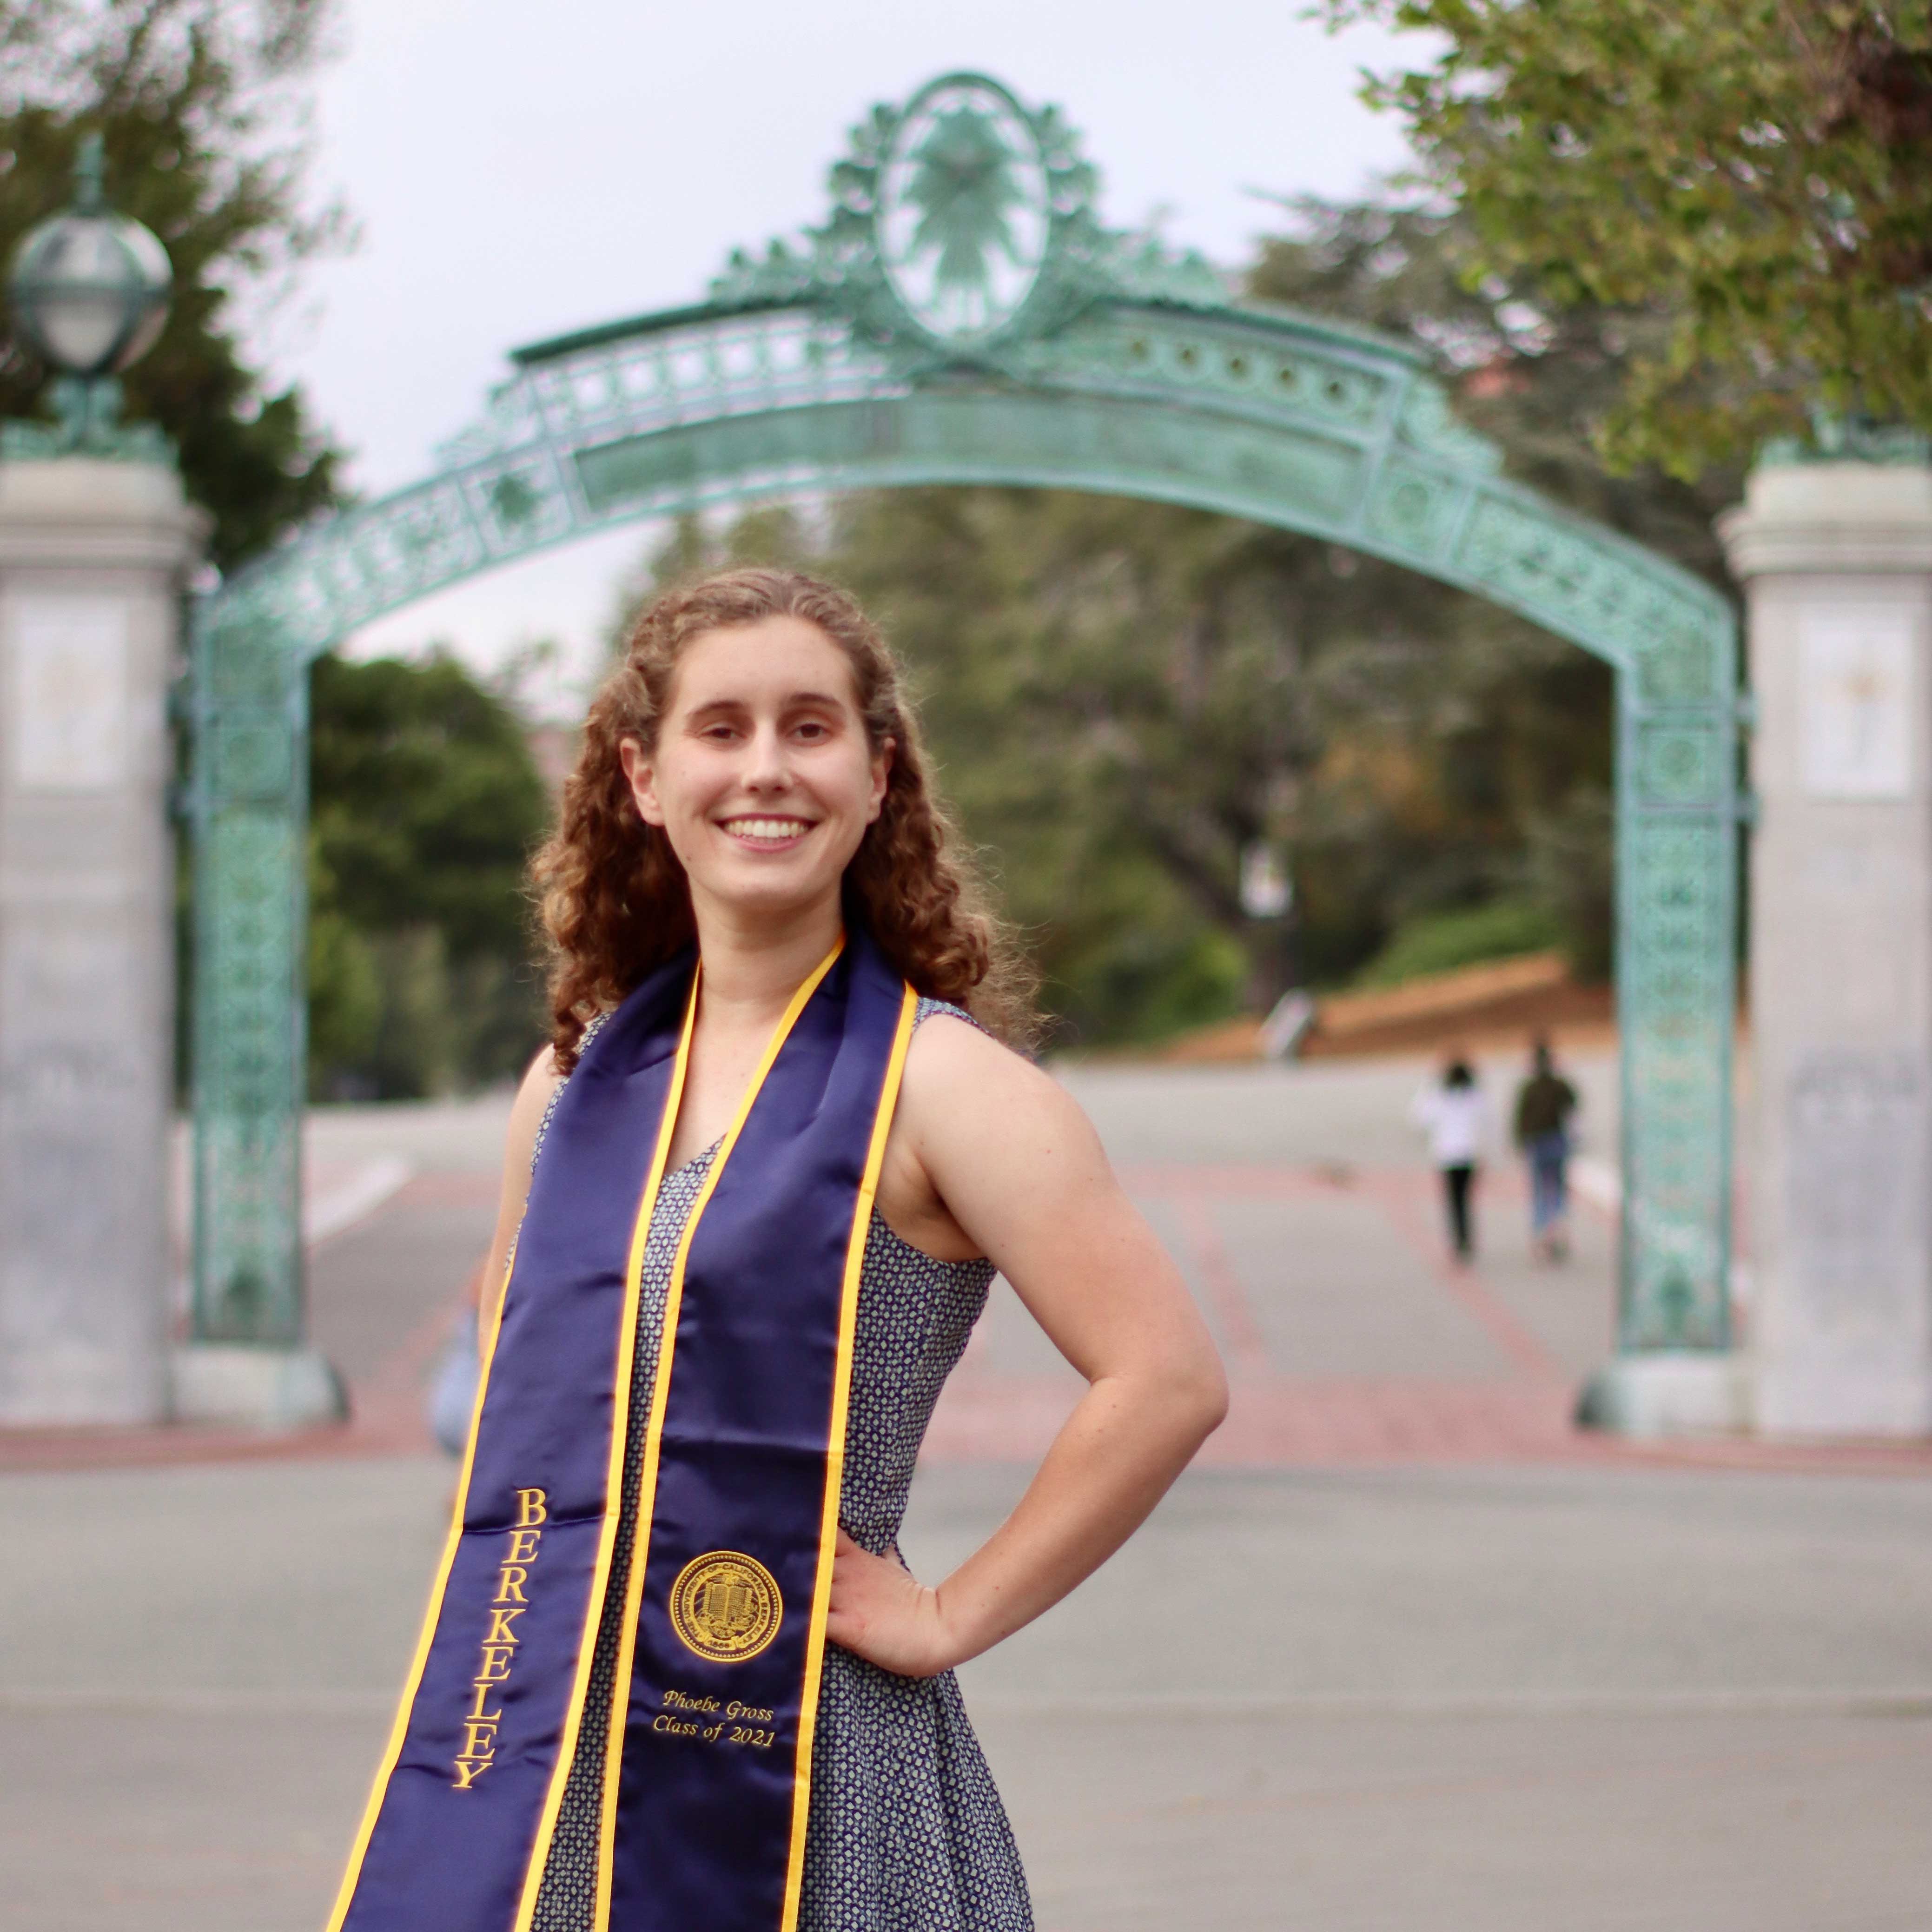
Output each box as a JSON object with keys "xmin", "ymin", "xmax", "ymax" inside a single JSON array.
[
  {"xmin": 875, "ymin": 74, "xmax": 1055, "ymax": 344},
  {"xmin": 187, "ymin": 70, "xmax": 1741, "ymax": 1388}
]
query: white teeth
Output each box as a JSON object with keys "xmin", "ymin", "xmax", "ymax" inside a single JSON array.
[{"xmin": 725, "ymin": 818, "xmax": 809, "ymax": 840}]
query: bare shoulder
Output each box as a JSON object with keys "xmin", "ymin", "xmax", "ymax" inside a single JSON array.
[
  {"xmin": 887, "ymin": 1012, "xmax": 1185, "ymax": 1371},
  {"xmin": 900, "ymin": 1009, "xmax": 1063, "ymax": 1116},
  {"xmin": 896, "ymin": 1011, "xmax": 1106, "ymax": 1184}
]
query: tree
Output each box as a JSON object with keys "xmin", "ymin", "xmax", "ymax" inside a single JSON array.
[
  {"xmin": 1248, "ymin": 194, "xmax": 1752, "ymax": 979},
  {"xmin": 307, "ymin": 651, "xmax": 550, "ymax": 1099},
  {"xmin": 0, "ymin": 0, "xmax": 347, "ymax": 566},
  {"xmin": 1320, "ymin": 0, "xmax": 1932, "ymax": 473}
]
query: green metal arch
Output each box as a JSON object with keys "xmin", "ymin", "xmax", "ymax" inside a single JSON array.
[
  {"xmin": 189, "ymin": 74, "xmax": 1738, "ymax": 1375},
  {"xmin": 208, "ymin": 296, "xmax": 1729, "ymax": 678}
]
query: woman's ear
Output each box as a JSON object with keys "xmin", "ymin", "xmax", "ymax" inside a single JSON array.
[
  {"xmin": 867, "ymin": 737, "xmax": 895, "ymax": 825},
  {"xmin": 618, "ymin": 736, "xmax": 665, "ymax": 827}
]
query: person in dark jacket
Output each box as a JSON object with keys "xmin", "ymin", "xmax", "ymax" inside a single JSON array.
[{"xmin": 1513, "ymin": 1038, "xmax": 1579, "ymax": 1261}]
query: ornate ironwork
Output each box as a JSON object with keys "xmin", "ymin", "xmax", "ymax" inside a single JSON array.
[{"xmin": 189, "ymin": 70, "xmax": 1739, "ymax": 1363}]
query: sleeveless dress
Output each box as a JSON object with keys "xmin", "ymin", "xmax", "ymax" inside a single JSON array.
[{"xmin": 529, "ymin": 999, "xmax": 1034, "ymax": 1932}]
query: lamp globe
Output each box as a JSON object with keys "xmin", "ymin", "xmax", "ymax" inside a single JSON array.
[{"xmin": 8, "ymin": 132, "xmax": 172, "ymax": 383}]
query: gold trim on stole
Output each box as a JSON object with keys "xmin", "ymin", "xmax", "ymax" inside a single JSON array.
[
  {"xmin": 503, "ymin": 977, "xmax": 702, "ymax": 1930},
  {"xmin": 584, "ymin": 939, "xmax": 849, "ymax": 1932},
  {"xmin": 319, "ymin": 1027, "xmax": 624, "ymax": 1932},
  {"xmin": 323, "ymin": 1238, "xmax": 514, "ymax": 1932},
  {"xmin": 480, "ymin": 1234, "xmax": 517, "ymax": 1361},
  {"xmin": 323, "ymin": 975, "xmax": 700, "ymax": 1932},
  {"xmin": 781, "ymin": 980, "xmax": 919, "ymax": 1932}
]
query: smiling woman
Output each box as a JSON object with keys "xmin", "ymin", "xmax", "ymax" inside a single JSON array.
[
  {"xmin": 538, "ymin": 569, "xmax": 1035, "ymax": 1075},
  {"xmin": 325, "ymin": 568, "xmax": 1227, "ymax": 1932}
]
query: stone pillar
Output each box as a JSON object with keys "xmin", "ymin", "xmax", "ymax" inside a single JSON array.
[
  {"xmin": 1720, "ymin": 461, "xmax": 1932, "ymax": 1437},
  {"xmin": 0, "ymin": 457, "xmax": 205, "ymax": 1423}
]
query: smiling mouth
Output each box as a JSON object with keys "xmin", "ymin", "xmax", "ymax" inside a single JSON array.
[{"xmin": 719, "ymin": 816, "xmax": 814, "ymax": 846}]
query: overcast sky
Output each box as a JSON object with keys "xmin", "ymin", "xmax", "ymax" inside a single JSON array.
[{"xmin": 276, "ymin": 0, "xmax": 1422, "ymax": 712}]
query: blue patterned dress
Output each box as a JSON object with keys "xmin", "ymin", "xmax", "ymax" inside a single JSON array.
[{"xmin": 529, "ymin": 1000, "xmax": 1033, "ymax": 1932}]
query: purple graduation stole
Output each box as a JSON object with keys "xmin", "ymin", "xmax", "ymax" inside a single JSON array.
[{"xmin": 327, "ymin": 932, "xmax": 918, "ymax": 1932}]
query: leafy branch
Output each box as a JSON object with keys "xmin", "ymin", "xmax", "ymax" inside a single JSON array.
[{"xmin": 1316, "ymin": 0, "xmax": 1932, "ymax": 472}]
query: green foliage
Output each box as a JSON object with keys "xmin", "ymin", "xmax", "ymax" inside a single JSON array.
[
  {"xmin": 307, "ymin": 650, "xmax": 549, "ymax": 1099},
  {"xmin": 304, "ymin": 848, "xmax": 381, "ymax": 1079},
  {"xmin": 1318, "ymin": 0, "xmax": 1932, "ymax": 473},
  {"xmin": 1526, "ymin": 785, "xmax": 1616, "ymax": 981},
  {"xmin": 1065, "ymin": 926, "xmax": 1251, "ymax": 1045},
  {"xmin": 0, "ymin": 0, "xmax": 346, "ymax": 567},
  {"xmin": 1250, "ymin": 197, "xmax": 1744, "ymax": 984},
  {"xmin": 1352, "ymin": 897, "xmax": 1562, "ymax": 988}
]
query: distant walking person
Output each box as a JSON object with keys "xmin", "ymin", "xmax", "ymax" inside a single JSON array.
[
  {"xmin": 1514, "ymin": 1037, "xmax": 1580, "ymax": 1261},
  {"xmin": 1411, "ymin": 1057, "xmax": 1487, "ymax": 1263}
]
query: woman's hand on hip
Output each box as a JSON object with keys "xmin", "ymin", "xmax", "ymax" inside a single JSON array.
[{"xmin": 823, "ymin": 1529, "xmax": 958, "ymax": 1678}]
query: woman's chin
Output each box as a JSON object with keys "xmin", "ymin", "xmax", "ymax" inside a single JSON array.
[{"xmin": 692, "ymin": 865, "xmax": 845, "ymax": 925}]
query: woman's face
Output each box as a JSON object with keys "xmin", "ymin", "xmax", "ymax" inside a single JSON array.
[{"xmin": 620, "ymin": 615, "xmax": 891, "ymax": 926}]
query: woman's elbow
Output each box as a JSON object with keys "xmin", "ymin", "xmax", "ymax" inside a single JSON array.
[
  {"xmin": 1159, "ymin": 1346, "xmax": 1229, "ymax": 1447},
  {"xmin": 1191, "ymin": 1356, "xmax": 1231, "ymax": 1439}
]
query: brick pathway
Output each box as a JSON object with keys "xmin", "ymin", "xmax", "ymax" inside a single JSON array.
[
  {"xmin": 7, "ymin": 1138, "xmax": 1930, "ymax": 1481},
  {"xmin": 927, "ymin": 1162, "xmax": 1932, "ymax": 1477}
]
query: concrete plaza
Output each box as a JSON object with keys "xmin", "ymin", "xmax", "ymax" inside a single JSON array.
[{"xmin": 5, "ymin": 1049, "xmax": 1931, "ymax": 1931}]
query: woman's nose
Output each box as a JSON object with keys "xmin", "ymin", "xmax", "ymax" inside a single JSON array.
[{"xmin": 742, "ymin": 722, "xmax": 790, "ymax": 789}]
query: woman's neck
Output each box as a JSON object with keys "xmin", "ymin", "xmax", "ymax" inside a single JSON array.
[{"xmin": 690, "ymin": 893, "xmax": 844, "ymax": 1025}]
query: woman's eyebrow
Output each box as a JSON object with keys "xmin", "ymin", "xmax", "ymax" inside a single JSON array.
[{"xmin": 682, "ymin": 689, "xmax": 848, "ymax": 720}]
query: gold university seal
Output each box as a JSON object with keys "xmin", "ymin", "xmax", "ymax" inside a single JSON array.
[{"xmin": 668, "ymin": 1550, "xmax": 783, "ymax": 1664}]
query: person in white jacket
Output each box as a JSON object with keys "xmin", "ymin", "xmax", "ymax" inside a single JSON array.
[{"xmin": 1410, "ymin": 1056, "xmax": 1488, "ymax": 1262}]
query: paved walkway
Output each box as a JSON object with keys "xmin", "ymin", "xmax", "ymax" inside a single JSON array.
[
  {"xmin": 5, "ymin": 1049, "xmax": 1932, "ymax": 1930},
  {"xmin": 10, "ymin": 1046, "xmax": 1913, "ymax": 1478}
]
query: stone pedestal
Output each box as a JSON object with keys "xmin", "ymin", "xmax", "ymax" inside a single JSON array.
[
  {"xmin": 0, "ymin": 458, "xmax": 204, "ymax": 1423},
  {"xmin": 170, "ymin": 1340, "xmax": 345, "ymax": 1430},
  {"xmin": 1720, "ymin": 462, "xmax": 1932, "ymax": 1437},
  {"xmin": 1576, "ymin": 1350, "xmax": 1754, "ymax": 1439}
]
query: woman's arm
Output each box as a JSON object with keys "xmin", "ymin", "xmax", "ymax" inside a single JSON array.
[
  {"xmin": 824, "ymin": 1017, "xmax": 1229, "ymax": 1677},
  {"xmin": 471, "ymin": 1046, "xmax": 564, "ymax": 1336}
]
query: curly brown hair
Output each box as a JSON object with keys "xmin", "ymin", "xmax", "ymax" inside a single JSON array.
[{"xmin": 533, "ymin": 567, "xmax": 1035, "ymax": 1072}]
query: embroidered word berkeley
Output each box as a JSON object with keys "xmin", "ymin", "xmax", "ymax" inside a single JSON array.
[{"xmin": 452, "ymin": 1487, "xmax": 546, "ymax": 1789}]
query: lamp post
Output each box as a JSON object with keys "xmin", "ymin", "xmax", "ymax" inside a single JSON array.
[
  {"xmin": 0, "ymin": 134, "xmax": 206, "ymax": 1424},
  {"xmin": 5, "ymin": 132, "xmax": 172, "ymax": 460},
  {"xmin": 1239, "ymin": 837, "xmax": 1294, "ymax": 990},
  {"xmin": 1241, "ymin": 838, "xmax": 1314, "ymax": 1059}
]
